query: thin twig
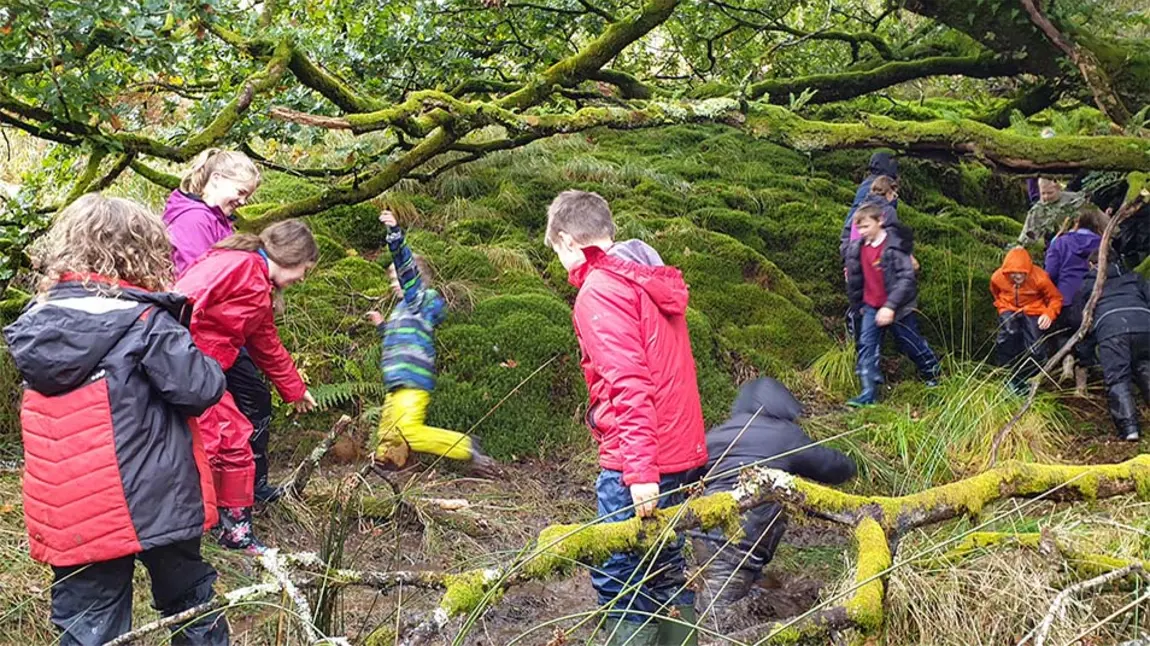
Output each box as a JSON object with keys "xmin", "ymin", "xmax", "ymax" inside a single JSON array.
[{"xmin": 282, "ymin": 414, "xmax": 354, "ymax": 499}]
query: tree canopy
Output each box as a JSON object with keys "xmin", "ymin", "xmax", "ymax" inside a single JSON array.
[{"xmin": 2, "ymin": 0, "xmax": 1149, "ymax": 227}]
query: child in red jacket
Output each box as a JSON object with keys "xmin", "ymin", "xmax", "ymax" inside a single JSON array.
[
  {"xmin": 175, "ymin": 220, "xmax": 319, "ymax": 553},
  {"xmin": 4, "ymin": 193, "xmax": 229, "ymax": 645},
  {"xmin": 546, "ymin": 190, "xmax": 707, "ymax": 645}
]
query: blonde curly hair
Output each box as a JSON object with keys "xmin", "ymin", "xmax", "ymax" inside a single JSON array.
[{"xmin": 33, "ymin": 193, "xmax": 174, "ymax": 294}]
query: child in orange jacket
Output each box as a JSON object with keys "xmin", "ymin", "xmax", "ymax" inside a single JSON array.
[{"xmin": 990, "ymin": 247, "xmax": 1063, "ymax": 393}]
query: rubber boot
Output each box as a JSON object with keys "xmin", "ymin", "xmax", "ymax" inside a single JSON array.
[
  {"xmin": 469, "ymin": 440, "xmax": 501, "ymax": 479},
  {"xmin": 1107, "ymin": 382, "xmax": 1141, "ymax": 442},
  {"xmin": 1134, "ymin": 360, "xmax": 1150, "ymax": 406},
  {"xmin": 657, "ymin": 605, "xmax": 698, "ymax": 646},
  {"xmin": 847, "ymin": 376, "xmax": 877, "ymax": 408},
  {"xmin": 602, "ymin": 617, "xmax": 658, "ymax": 646},
  {"xmin": 217, "ymin": 507, "xmax": 270, "ymax": 555},
  {"xmin": 1059, "ymin": 354, "xmax": 1075, "ymax": 384},
  {"xmin": 1074, "ymin": 366, "xmax": 1089, "ymax": 398}
]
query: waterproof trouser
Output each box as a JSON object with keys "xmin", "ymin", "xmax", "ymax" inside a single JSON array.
[
  {"xmin": 376, "ymin": 388, "xmax": 473, "ymax": 465},
  {"xmin": 592, "ymin": 469, "xmax": 696, "ymax": 625},
  {"xmin": 197, "ymin": 390, "xmax": 254, "ymax": 508},
  {"xmin": 226, "ymin": 349, "xmax": 277, "ymax": 501},
  {"xmin": 1099, "ymin": 332, "xmax": 1150, "ymax": 436},
  {"xmin": 995, "ymin": 312, "xmax": 1047, "ymax": 388},
  {"xmin": 50, "ymin": 538, "xmax": 227, "ymax": 646},
  {"xmin": 691, "ymin": 503, "xmax": 787, "ymax": 608}
]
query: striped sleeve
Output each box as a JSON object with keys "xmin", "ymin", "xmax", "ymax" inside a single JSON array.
[{"xmin": 387, "ymin": 226, "xmax": 425, "ymax": 310}]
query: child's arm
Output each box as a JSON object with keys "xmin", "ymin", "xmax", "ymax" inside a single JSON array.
[
  {"xmin": 575, "ymin": 283, "xmax": 661, "ymax": 511},
  {"xmin": 382, "ymin": 210, "xmax": 428, "ymax": 312},
  {"xmin": 787, "ymin": 441, "xmax": 857, "ymax": 486},
  {"xmin": 883, "ymin": 247, "xmax": 917, "ymax": 313},
  {"xmin": 140, "ymin": 313, "xmax": 227, "ymax": 417},
  {"xmin": 244, "ymin": 303, "xmax": 313, "ymax": 410},
  {"xmin": 1038, "ymin": 269, "xmax": 1063, "ymax": 322},
  {"xmin": 1044, "ymin": 238, "xmax": 1064, "ymax": 286}
]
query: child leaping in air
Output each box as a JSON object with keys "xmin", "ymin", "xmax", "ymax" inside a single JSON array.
[{"xmin": 368, "ymin": 209, "xmax": 497, "ymax": 476}]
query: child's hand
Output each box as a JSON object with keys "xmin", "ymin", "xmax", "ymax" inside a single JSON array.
[
  {"xmin": 367, "ymin": 310, "xmax": 384, "ymax": 326},
  {"xmin": 1037, "ymin": 314, "xmax": 1053, "ymax": 330},
  {"xmin": 293, "ymin": 390, "xmax": 318, "ymax": 414},
  {"xmin": 380, "ymin": 209, "xmax": 398, "ymax": 228},
  {"xmin": 630, "ymin": 482, "xmax": 660, "ymax": 518},
  {"xmin": 875, "ymin": 307, "xmax": 896, "ymax": 327}
]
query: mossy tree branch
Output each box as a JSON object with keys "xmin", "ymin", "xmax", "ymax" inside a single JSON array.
[
  {"xmin": 61, "ymin": 146, "xmax": 110, "ymax": 206},
  {"xmin": 746, "ymin": 53, "xmax": 1021, "ymax": 104},
  {"xmin": 128, "ymin": 158, "xmax": 180, "ymax": 190}
]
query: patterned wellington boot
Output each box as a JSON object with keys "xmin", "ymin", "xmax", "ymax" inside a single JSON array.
[{"xmin": 217, "ymin": 506, "xmax": 270, "ymax": 555}]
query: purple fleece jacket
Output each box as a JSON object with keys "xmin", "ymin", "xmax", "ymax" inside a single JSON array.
[
  {"xmin": 1045, "ymin": 228, "xmax": 1102, "ymax": 303},
  {"xmin": 162, "ymin": 190, "xmax": 234, "ymax": 276}
]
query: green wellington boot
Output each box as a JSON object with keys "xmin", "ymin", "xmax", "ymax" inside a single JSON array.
[
  {"xmin": 602, "ymin": 617, "xmax": 659, "ymax": 646},
  {"xmin": 656, "ymin": 605, "xmax": 699, "ymax": 646}
]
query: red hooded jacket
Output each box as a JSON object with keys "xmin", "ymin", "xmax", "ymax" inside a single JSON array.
[
  {"xmin": 174, "ymin": 249, "xmax": 307, "ymax": 402},
  {"xmin": 570, "ymin": 242, "xmax": 707, "ymax": 486}
]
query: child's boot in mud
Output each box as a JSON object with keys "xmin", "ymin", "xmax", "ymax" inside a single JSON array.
[
  {"xmin": 217, "ymin": 506, "xmax": 270, "ymax": 555},
  {"xmin": 602, "ymin": 618, "xmax": 658, "ymax": 646},
  {"xmin": 469, "ymin": 439, "xmax": 501, "ymax": 478},
  {"xmin": 1107, "ymin": 382, "xmax": 1141, "ymax": 442},
  {"xmin": 656, "ymin": 605, "xmax": 698, "ymax": 646}
]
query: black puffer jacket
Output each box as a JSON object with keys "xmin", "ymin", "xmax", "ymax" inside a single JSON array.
[{"xmin": 845, "ymin": 223, "xmax": 918, "ymax": 320}]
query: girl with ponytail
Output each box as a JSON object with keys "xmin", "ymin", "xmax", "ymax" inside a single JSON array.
[
  {"xmin": 163, "ymin": 148, "xmax": 261, "ymax": 276},
  {"xmin": 174, "ymin": 219, "xmax": 319, "ymax": 553}
]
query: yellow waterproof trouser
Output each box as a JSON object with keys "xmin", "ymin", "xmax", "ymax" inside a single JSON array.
[{"xmin": 375, "ymin": 388, "xmax": 473, "ymax": 465}]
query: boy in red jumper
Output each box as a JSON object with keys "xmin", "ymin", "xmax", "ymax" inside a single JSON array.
[
  {"xmin": 844, "ymin": 204, "xmax": 940, "ymax": 406},
  {"xmin": 546, "ymin": 190, "xmax": 707, "ymax": 645}
]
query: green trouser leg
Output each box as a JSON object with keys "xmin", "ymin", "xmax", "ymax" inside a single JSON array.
[
  {"xmin": 603, "ymin": 617, "xmax": 659, "ymax": 646},
  {"xmin": 656, "ymin": 605, "xmax": 698, "ymax": 646}
]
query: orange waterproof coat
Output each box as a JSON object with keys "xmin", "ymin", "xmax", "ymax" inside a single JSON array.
[{"xmin": 990, "ymin": 248, "xmax": 1063, "ymax": 319}]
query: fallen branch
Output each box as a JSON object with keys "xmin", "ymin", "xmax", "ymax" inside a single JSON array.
[
  {"xmin": 991, "ymin": 180, "xmax": 1149, "ymax": 464},
  {"xmin": 260, "ymin": 550, "xmax": 321, "ymax": 644},
  {"xmin": 102, "ymin": 582, "xmax": 280, "ymax": 645},
  {"xmin": 282, "ymin": 414, "xmax": 354, "ymax": 499},
  {"xmin": 1032, "ymin": 564, "xmax": 1146, "ymax": 646}
]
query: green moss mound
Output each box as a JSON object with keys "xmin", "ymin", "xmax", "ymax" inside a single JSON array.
[{"xmin": 239, "ymin": 126, "xmax": 1027, "ymax": 459}]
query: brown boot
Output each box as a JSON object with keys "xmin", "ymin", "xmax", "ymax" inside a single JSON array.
[
  {"xmin": 1074, "ymin": 366, "xmax": 1089, "ymax": 397},
  {"xmin": 1059, "ymin": 355, "xmax": 1075, "ymax": 383}
]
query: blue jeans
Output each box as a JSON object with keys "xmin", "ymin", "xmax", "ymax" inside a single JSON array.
[
  {"xmin": 591, "ymin": 469, "xmax": 696, "ymax": 623},
  {"xmin": 856, "ymin": 306, "xmax": 940, "ymax": 386}
]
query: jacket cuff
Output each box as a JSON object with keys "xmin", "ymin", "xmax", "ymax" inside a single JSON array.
[{"xmin": 623, "ymin": 468, "xmax": 660, "ymax": 487}]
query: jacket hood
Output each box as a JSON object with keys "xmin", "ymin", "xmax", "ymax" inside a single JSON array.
[
  {"xmin": 730, "ymin": 377, "xmax": 803, "ymax": 421},
  {"xmin": 1001, "ymin": 247, "xmax": 1034, "ymax": 274},
  {"xmin": 1063, "ymin": 229, "xmax": 1102, "ymax": 260},
  {"xmin": 868, "ymin": 152, "xmax": 898, "ymax": 178},
  {"xmin": 3, "ymin": 277, "xmax": 188, "ymax": 396},
  {"xmin": 570, "ymin": 242, "xmax": 689, "ymax": 315},
  {"xmin": 163, "ymin": 190, "xmax": 229, "ymax": 227}
]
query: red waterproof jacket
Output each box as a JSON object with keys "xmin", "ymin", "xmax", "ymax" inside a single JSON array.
[
  {"xmin": 3, "ymin": 276, "xmax": 226, "ymax": 566},
  {"xmin": 174, "ymin": 249, "xmax": 307, "ymax": 402},
  {"xmin": 570, "ymin": 241, "xmax": 707, "ymax": 485}
]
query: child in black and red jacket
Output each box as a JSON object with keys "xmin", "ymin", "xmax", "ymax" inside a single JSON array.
[{"xmin": 4, "ymin": 193, "xmax": 229, "ymax": 646}]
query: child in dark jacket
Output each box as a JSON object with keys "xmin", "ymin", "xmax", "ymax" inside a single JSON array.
[
  {"xmin": 4, "ymin": 193, "xmax": 229, "ymax": 646},
  {"xmin": 990, "ymin": 247, "xmax": 1062, "ymax": 393},
  {"xmin": 838, "ymin": 152, "xmax": 899, "ymax": 260},
  {"xmin": 692, "ymin": 378, "xmax": 855, "ymax": 610},
  {"xmin": 546, "ymin": 189, "xmax": 708, "ymax": 646},
  {"xmin": 844, "ymin": 204, "xmax": 941, "ymax": 406},
  {"xmin": 1066, "ymin": 252, "xmax": 1150, "ymax": 441},
  {"xmin": 367, "ymin": 209, "xmax": 497, "ymax": 475}
]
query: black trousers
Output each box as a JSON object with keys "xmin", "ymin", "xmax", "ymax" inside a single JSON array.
[
  {"xmin": 226, "ymin": 349, "xmax": 274, "ymax": 486},
  {"xmin": 995, "ymin": 312, "xmax": 1047, "ymax": 383},
  {"xmin": 50, "ymin": 538, "xmax": 227, "ymax": 646},
  {"xmin": 1098, "ymin": 333, "xmax": 1150, "ymax": 430}
]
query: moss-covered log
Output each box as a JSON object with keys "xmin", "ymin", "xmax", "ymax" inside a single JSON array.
[
  {"xmin": 735, "ymin": 455, "xmax": 1150, "ymax": 533},
  {"xmin": 747, "ymin": 54, "xmax": 1021, "ymax": 104},
  {"xmin": 743, "ymin": 105, "xmax": 1150, "ymax": 172}
]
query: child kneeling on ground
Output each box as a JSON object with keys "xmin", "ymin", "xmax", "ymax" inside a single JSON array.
[
  {"xmin": 546, "ymin": 190, "xmax": 708, "ymax": 646},
  {"xmin": 844, "ymin": 204, "xmax": 941, "ymax": 406},
  {"xmin": 4, "ymin": 194, "xmax": 229, "ymax": 645},
  {"xmin": 990, "ymin": 247, "xmax": 1062, "ymax": 394},
  {"xmin": 691, "ymin": 378, "xmax": 855, "ymax": 612},
  {"xmin": 368, "ymin": 208, "xmax": 497, "ymax": 476}
]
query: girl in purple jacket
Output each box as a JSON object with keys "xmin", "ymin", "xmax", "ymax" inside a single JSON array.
[
  {"xmin": 163, "ymin": 150, "xmax": 285, "ymax": 504},
  {"xmin": 163, "ymin": 149, "xmax": 261, "ymax": 276}
]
